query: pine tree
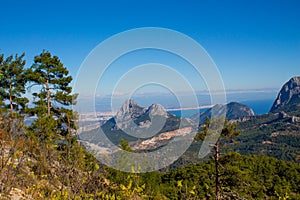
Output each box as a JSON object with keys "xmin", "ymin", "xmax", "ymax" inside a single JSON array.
[
  {"xmin": 28, "ymin": 50, "xmax": 78, "ymax": 138},
  {"xmin": 27, "ymin": 50, "xmax": 78, "ymax": 177},
  {"xmin": 0, "ymin": 53, "xmax": 28, "ymax": 112},
  {"xmin": 0, "ymin": 53, "xmax": 28, "ymax": 135},
  {"xmin": 195, "ymin": 117, "xmax": 240, "ymax": 200}
]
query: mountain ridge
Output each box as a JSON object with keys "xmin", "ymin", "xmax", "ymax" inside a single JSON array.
[
  {"xmin": 190, "ymin": 102, "xmax": 254, "ymax": 124},
  {"xmin": 80, "ymin": 100, "xmax": 194, "ymax": 147},
  {"xmin": 270, "ymin": 76, "xmax": 300, "ymax": 113}
]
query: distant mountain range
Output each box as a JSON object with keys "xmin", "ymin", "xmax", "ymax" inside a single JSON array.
[
  {"xmin": 79, "ymin": 100, "xmax": 195, "ymax": 149},
  {"xmin": 79, "ymin": 76, "xmax": 300, "ymax": 165},
  {"xmin": 80, "ymin": 101, "xmax": 255, "ymax": 153}
]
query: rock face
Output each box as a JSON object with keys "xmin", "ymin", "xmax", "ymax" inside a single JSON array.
[
  {"xmin": 146, "ymin": 103, "xmax": 168, "ymax": 117},
  {"xmin": 114, "ymin": 100, "xmax": 169, "ymax": 131},
  {"xmin": 191, "ymin": 102, "xmax": 254, "ymax": 124},
  {"xmin": 115, "ymin": 100, "xmax": 146, "ymax": 121},
  {"xmin": 270, "ymin": 76, "xmax": 300, "ymax": 113},
  {"xmin": 114, "ymin": 100, "xmax": 147, "ymax": 130},
  {"xmin": 226, "ymin": 102, "xmax": 255, "ymax": 118}
]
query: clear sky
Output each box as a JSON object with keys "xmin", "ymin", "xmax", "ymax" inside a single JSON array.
[{"xmin": 0, "ymin": 0, "xmax": 300, "ymax": 94}]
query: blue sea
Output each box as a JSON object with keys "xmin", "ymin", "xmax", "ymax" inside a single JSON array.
[
  {"xmin": 168, "ymin": 109, "xmax": 208, "ymax": 118},
  {"xmin": 240, "ymin": 99, "xmax": 274, "ymax": 115},
  {"xmin": 169, "ymin": 99, "xmax": 275, "ymax": 118}
]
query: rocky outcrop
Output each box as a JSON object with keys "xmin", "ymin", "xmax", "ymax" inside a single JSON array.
[
  {"xmin": 146, "ymin": 103, "xmax": 168, "ymax": 117},
  {"xmin": 277, "ymin": 111, "xmax": 300, "ymax": 123},
  {"xmin": 115, "ymin": 100, "xmax": 146, "ymax": 127},
  {"xmin": 191, "ymin": 102, "xmax": 254, "ymax": 124},
  {"xmin": 114, "ymin": 100, "xmax": 169, "ymax": 131},
  {"xmin": 270, "ymin": 76, "xmax": 300, "ymax": 112},
  {"xmin": 226, "ymin": 102, "xmax": 254, "ymax": 118}
]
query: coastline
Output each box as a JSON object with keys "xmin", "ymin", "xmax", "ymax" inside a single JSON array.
[{"xmin": 166, "ymin": 105, "xmax": 214, "ymax": 111}]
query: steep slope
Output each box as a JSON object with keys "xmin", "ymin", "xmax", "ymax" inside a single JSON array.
[
  {"xmin": 228, "ymin": 77, "xmax": 300, "ymax": 162},
  {"xmin": 270, "ymin": 76, "xmax": 300, "ymax": 114},
  {"xmin": 230, "ymin": 111, "xmax": 300, "ymax": 162},
  {"xmin": 191, "ymin": 102, "xmax": 254, "ymax": 124}
]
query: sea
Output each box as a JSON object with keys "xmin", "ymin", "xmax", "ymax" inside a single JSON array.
[{"xmin": 168, "ymin": 99, "xmax": 274, "ymax": 118}]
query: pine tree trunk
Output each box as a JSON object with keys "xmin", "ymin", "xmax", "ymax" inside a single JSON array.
[
  {"xmin": 46, "ymin": 79, "xmax": 51, "ymax": 116},
  {"xmin": 215, "ymin": 140, "xmax": 220, "ymax": 200},
  {"xmin": 9, "ymin": 84, "xmax": 13, "ymax": 111}
]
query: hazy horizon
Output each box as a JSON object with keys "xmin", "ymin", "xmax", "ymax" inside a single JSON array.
[{"xmin": 74, "ymin": 89, "xmax": 278, "ymax": 114}]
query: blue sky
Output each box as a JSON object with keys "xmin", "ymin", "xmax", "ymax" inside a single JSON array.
[{"xmin": 0, "ymin": 0, "xmax": 300, "ymax": 94}]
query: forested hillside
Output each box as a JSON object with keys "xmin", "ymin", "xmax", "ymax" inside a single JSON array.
[{"xmin": 1, "ymin": 51, "xmax": 300, "ymax": 199}]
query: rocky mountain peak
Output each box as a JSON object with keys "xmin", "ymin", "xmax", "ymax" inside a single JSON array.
[
  {"xmin": 226, "ymin": 102, "xmax": 255, "ymax": 117},
  {"xmin": 97, "ymin": 100, "xmax": 194, "ymax": 143},
  {"xmin": 270, "ymin": 76, "xmax": 300, "ymax": 112},
  {"xmin": 120, "ymin": 99, "xmax": 138, "ymax": 112},
  {"xmin": 116, "ymin": 99, "xmax": 146, "ymax": 119},
  {"xmin": 146, "ymin": 103, "xmax": 168, "ymax": 117}
]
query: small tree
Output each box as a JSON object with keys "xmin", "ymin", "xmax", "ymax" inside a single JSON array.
[
  {"xmin": 28, "ymin": 50, "xmax": 78, "ymax": 137},
  {"xmin": 195, "ymin": 117, "xmax": 240, "ymax": 200},
  {"xmin": 0, "ymin": 53, "xmax": 28, "ymax": 135},
  {"xmin": 27, "ymin": 50, "xmax": 78, "ymax": 177}
]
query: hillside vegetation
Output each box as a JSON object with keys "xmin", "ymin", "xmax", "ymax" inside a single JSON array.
[{"xmin": 1, "ymin": 51, "xmax": 300, "ymax": 199}]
